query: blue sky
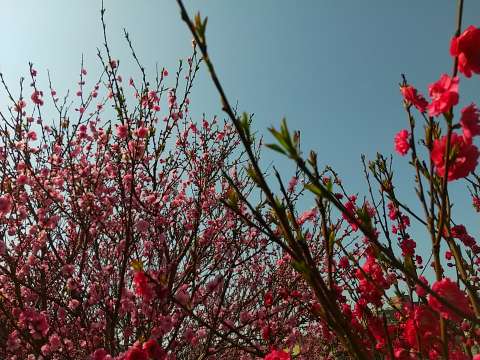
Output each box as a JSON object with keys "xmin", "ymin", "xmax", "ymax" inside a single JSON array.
[{"xmin": 1, "ymin": 1, "xmax": 480, "ymax": 267}]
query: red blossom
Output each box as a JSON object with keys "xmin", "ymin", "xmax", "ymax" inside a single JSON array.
[
  {"xmin": 264, "ymin": 349, "xmax": 291, "ymax": 360},
  {"xmin": 400, "ymin": 85, "xmax": 428, "ymax": 112},
  {"xmin": 428, "ymin": 278, "xmax": 471, "ymax": 322},
  {"xmin": 427, "ymin": 74, "xmax": 459, "ymax": 117},
  {"xmin": 31, "ymin": 90, "xmax": 44, "ymax": 106},
  {"xmin": 394, "ymin": 129, "xmax": 410, "ymax": 156},
  {"xmin": 404, "ymin": 305, "xmax": 440, "ymax": 352},
  {"xmin": 125, "ymin": 347, "xmax": 148, "ymax": 360},
  {"xmin": 143, "ymin": 339, "xmax": 165, "ymax": 359},
  {"xmin": 460, "ymin": 103, "xmax": 480, "ymax": 142},
  {"xmin": 450, "ymin": 25, "xmax": 480, "ymax": 78},
  {"xmin": 0, "ymin": 195, "xmax": 12, "ymax": 215},
  {"xmin": 431, "ymin": 132, "xmax": 479, "ymax": 181},
  {"xmin": 133, "ymin": 271, "xmax": 154, "ymax": 301}
]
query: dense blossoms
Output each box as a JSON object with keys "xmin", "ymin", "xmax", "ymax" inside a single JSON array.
[
  {"xmin": 431, "ymin": 132, "xmax": 479, "ymax": 181},
  {"xmin": 451, "ymin": 25, "xmax": 480, "ymax": 78},
  {"xmin": 264, "ymin": 349, "xmax": 291, "ymax": 360},
  {"xmin": 460, "ymin": 103, "xmax": 480, "ymax": 142},
  {"xmin": 400, "ymin": 85, "xmax": 428, "ymax": 112},
  {"xmin": 428, "ymin": 278, "xmax": 471, "ymax": 322},
  {"xmin": 394, "ymin": 129, "xmax": 410, "ymax": 156},
  {"xmin": 2, "ymin": 5, "xmax": 480, "ymax": 359},
  {"xmin": 427, "ymin": 74, "xmax": 459, "ymax": 117},
  {"xmin": 404, "ymin": 305, "xmax": 440, "ymax": 351}
]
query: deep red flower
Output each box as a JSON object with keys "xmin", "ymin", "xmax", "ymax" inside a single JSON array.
[
  {"xmin": 404, "ymin": 305, "xmax": 439, "ymax": 352},
  {"xmin": 431, "ymin": 132, "xmax": 479, "ymax": 181},
  {"xmin": 342, "ymin": 195, "xmax": 359, "ymax": 231},
  {"xmin": 133, "ymin": 271, "xmax": 154, "ymax": 301},
  {"xmin": 460, "ymin": 103, "xmax": 480, "ymax": 142},
  {"xmin": 125, "ymin": 347, "xmax": 148, "ymax": 360},
  {"xmin": 400, "ymin": 85, "xmax": 428, "ymax": 112},
  {"xmin": 450, "ymin": 25, "xmax": 480, "ymax": 78},
  {"xmin": 0, "ymin": 195, "xmax": 12, "ymax": 215},
  {"xmin": 264, "ymin": 291, "xmax": 273, "ymax": 307},
  {"xmin": 264, "ymin": 349, "xmax": 291, "ymax": 360},
  {"xmin": 427, "ymin": 74, "xmax": 459, "ymax": 117},
  {"xmin": 394, "ymin": 129, "xmax": 410, "ymax": 156},
  {"xmin": 143, "ymin": 339, "xmax": 165, "ymax": 359},
  {"xmin": 31, "ymin": 90, "xmax": 44, "ymax": 106},
  {"xmin": 428, "ymin": 277, "xmax": 471, "ymax": 322}
]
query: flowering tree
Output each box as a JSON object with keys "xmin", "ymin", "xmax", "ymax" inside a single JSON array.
[
  {"xmin": 0, "ymin": 7, "xmax": 324, "ymax": 359},
  {"xmin": 2, "ymin": 0, "xmax": 480, "ymax": 359},
  {"xmin": 176, "ymin": 0, "xmax": 480, "ymax": 359}
]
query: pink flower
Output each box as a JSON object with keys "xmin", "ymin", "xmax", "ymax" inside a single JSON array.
[
  {"xmin": 135, "ymin": 127, "xmax": 149, "ymax": 138},
  {"xmin": 15, "ymin": 99, "xmax": 27, "ymax": 112},
  {"xmin": 427, "ymin": 74, "xmax": 459, "ymax": 117},
  {"xmin": 450, "ymin": 25, "xmax": 480, "ymax": 78},
  {"xmin": 431, "ymin": 132, "xmax": 479, "ymax": 181},
  {"xmin": 428, "ymin": 277, "xmax": 471, "ymax": 322},
  {"xmin": 0, "ymin": 195, "xmax": 12, "ymax": 215},
  {"xmin": 400, "ymin": 85, "xmax": 428, "ymax": 112},
  {"xmin": 460, "ymin": 103, "xmax": 480, "ymax": 142},
  {"xmin": 27, "ymin": 131, "xmax": 37, "ymax": 141},
  {"xmin": 264, "ymin": 349, "xmax": 291, "ymax": 360},
  {"xmin": 116, "ymin": 124, "xmax": 128, "ymax": 139},
  {"xmin": 394, "ymin": 129, "xmax": 410, "ymax": 156},
  {"xmin": 31, "ymin": 90, "xmax": 44, "ymax": 106}
]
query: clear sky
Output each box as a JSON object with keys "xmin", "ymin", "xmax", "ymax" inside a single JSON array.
[{"xmin": 1, "ymin": 1, "xmax": 480, "ymax": 265}]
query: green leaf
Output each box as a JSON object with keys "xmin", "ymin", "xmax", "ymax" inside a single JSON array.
[
  {"xmin": 291, "ymin": 259, "xmax": 308, "ymax": 274},
  {"xmin": 292, "ymin": 344, "xmax": 301, "ymax": 356},
  {"xmin": 269, "ymin": 127, "xmax": 289, "ymax": 151},
  {"xmin": 265, "ymin": 143, "xmax": 287, "ymax": 155},
  {"xmin": 304, "ymin": 183, "xmax": 324, "ymax": 197},
  {"xmin": 240, "ymin": 112, "xmax": 251, "ymax": 141}
]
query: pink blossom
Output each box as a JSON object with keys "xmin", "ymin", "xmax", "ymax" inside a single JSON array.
[
  {"xmin": 460, "ymin": 103, "xmax": 480, "ymax": 142},
  {"xmin": 394, "ymin": 129, "xmax": 410, "ymax": 156},
  {"xmin": 31, "ymin": 90, "xmax": 44, "ymax": 106},
  {"xmin": 427, "ymin": 74, "xmax": 459, "ymax": 117}
]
